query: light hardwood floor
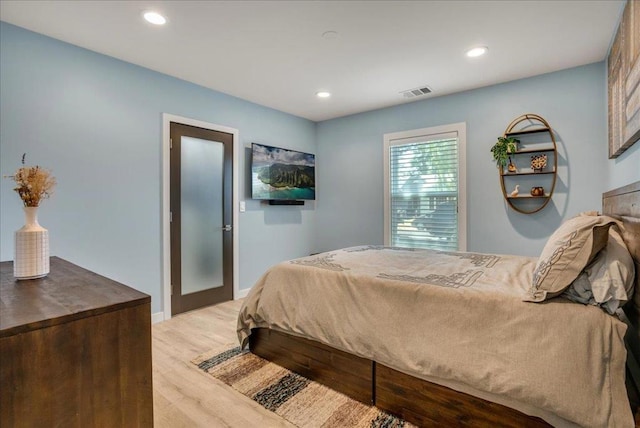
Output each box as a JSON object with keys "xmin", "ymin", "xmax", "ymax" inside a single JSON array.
[
  {"xmin": 154, "ymin": 300, "xmax": 640, "ymax": 427},
  {"xmin": 152, "ymin": 299, "xmax": 295, "ymax": 427}
]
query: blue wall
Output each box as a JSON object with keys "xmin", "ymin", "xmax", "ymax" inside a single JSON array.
[
  {"xmin": 605, "ymin": 125, "xmax": 640, "ymax": 191},
  {"xmin": 2, "ymin": 22, "xmax": 638, "ymax": 315},
  {"xmin": 315, "ymin": 62, "xmax": 637, "ymax": 257},
  {"xmin": 0, "ymin": 22, "xmax": 316, "ymax": 313}
]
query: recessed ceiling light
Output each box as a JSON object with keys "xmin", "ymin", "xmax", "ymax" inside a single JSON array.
[
  {"xmin": 322, "ymin": 31, "xmax": 339, "ymax": 40},
  {"xmin": 466, "ymin": 46, "xmax": 488, "ymax": 58},
  {"xmin": 143, "ymin": 11, "xmax": 167, "ymax": 25},
  {"xmin": 316, "ymin": 91, "xmax": 331, "ymax": 98}
]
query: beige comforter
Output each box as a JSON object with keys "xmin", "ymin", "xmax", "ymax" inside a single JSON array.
[{"xmin": 237, "ymin": 246, "xmax": 634, "ymax": 427}]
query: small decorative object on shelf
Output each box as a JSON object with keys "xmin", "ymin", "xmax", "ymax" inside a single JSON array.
[
  {"xmin": 530, "ymin": 186, "xmax": 545, "ymax": 197},
  {"xmin": 530, "ymin": 154, "xmax": 547, "ymax": 172},
  {"xmin": 495, "ymin": 113, "xmax": 557, "ymax": 214},
  {"xmin": 5, "ymin": 154, "xmax": 56, "ymax": 280}
]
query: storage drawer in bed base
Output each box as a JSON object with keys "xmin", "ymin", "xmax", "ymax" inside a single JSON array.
[
  {"xmin": 249, "ymin": 328, "xmax": 550, "ymax": 427},
  {"xmin": 249, "ymin": 327, "xmax": 373, "ymax": 404},
  {"xmin": 375, "ymin": 363, "xmax": 548, "ymax": 427}
]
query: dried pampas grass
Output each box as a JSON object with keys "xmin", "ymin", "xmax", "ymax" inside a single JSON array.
[{"xmin": 7, "ymin": 154, "xmax": 56, "ymax": 207}]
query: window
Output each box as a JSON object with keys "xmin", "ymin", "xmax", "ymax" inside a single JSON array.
[{"xmin": 383, "ymin": 123, "xmax": 466, "ymax": 251}]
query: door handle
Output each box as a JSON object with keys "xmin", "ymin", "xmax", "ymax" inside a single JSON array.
[{"xmin": 222, "ymin": 225, "xmax": 232, "ymax": 232}]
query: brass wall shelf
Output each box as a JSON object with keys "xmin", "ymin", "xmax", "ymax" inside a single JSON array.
[
  {"xmin": 501, "ymin": 170, "xmax": 555, "ymax": 177},
  {"xmin": 498, "ymin": 113, "xmax": 558, "ymax": 214},
  {"xmin": 509, "ymin": 147, "xmax": 555, "ymax": 154}
]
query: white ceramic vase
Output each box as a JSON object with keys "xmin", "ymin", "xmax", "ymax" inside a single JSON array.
[{"xmin": 14, "ymin": 206, "xmax": 50, "ymax": 280}]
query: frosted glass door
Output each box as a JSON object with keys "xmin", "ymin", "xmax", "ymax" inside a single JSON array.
[{"xmin": 180, "ymin": 136, "xmax": 224, "ymax": 295}]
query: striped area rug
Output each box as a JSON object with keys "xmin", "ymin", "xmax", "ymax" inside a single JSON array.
[{"xmin": 192, "ymin": 346, "xmax": 414, "ymax": 428}]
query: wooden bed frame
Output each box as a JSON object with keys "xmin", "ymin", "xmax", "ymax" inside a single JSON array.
[
  {"xmin": 604, "ymin": 181, "xmax": 640, "ymax": 416},
  {"xmin": 249, "ymin": 181, "xmax": 640, "ymax": 427}
]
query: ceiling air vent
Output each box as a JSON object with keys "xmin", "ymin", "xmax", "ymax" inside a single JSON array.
[{"xmin": 401, "ymin": 86, "xmax": 432, "ymax": 98}]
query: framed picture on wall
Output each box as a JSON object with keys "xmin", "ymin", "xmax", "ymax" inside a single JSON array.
[{"xmin": 608, "ymin": 0, "xmax": 640, "ymax": 159}]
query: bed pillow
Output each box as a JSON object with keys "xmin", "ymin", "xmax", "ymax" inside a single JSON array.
[
  {"xmin": 562, "ymin": 227, "xmax": 635, "ymax": 314},
  {"xmin": 526, "ymin": 214, "xmax": 618, "ymax": 302}
]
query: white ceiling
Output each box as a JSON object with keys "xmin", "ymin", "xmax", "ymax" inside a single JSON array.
[{"xmin": 0, "ymin": 0, "xmax": 625, "ymax": 122}]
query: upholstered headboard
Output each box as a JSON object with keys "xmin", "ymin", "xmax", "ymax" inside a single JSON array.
[{"xmin": 602, "ymin": 180, "xmax": 640, "ymax": 408}]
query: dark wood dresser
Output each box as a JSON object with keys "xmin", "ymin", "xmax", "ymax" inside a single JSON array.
[{"xmin": 0, "ymin": 257, "xmax": 153, "ymax": 427}]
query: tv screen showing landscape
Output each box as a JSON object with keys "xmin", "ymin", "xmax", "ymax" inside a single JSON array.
[{"xmin": 251, "ymin": 143, "xmax": 316, "ymax": 200}]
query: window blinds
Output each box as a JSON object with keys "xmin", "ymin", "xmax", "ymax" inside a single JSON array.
[{"xmin": 389, "ymin": 136, "xmax": 458, "ymax": 251}]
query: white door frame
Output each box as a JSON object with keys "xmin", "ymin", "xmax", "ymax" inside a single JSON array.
[{"xmin": 161, "ymin": 113, "xmax": 240, "ymax": 321}]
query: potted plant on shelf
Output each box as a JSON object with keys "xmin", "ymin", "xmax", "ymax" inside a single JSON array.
[{"xmin": 490, "ymin": 136, "xmax": 519, "ymax": 169}]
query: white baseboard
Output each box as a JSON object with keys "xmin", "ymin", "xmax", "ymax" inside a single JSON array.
[
  {"xmin": 152, "ymin": 311, "xmax": 165, "ymax": 324},
  {"xmin": 235, "ymin": 287, "xmax": 251, "ymax": 299}
]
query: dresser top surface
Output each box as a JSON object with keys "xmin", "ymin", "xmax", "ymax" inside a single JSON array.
[{"xmin": 1, "ymin": 257, "xmax": 150, "ymax": 337}]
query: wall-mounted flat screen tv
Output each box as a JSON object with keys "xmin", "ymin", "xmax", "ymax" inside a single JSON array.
[{"xmin": 251, "ymin": 143, "xmax": 316, "ymax": 200}]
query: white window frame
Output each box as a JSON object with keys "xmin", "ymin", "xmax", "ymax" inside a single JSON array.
[{"xmin": 383, "ymin": 122, "xmax": 467, "ymax": 251}]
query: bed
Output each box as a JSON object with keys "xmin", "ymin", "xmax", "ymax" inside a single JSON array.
[{"xmin": 238, "ymin": 181, "xmax": 640, "ymax": 427}]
